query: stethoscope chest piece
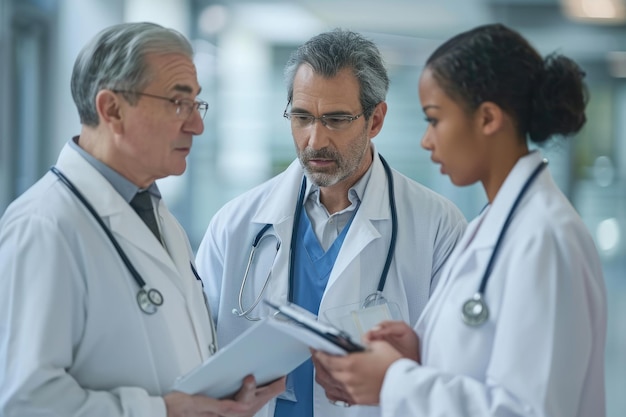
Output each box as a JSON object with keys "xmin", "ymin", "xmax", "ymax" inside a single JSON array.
[
  {"xmin": 148, "ymin": 288, "xmax": 164, "ymax": 306},
  {"xmin": 461, "ymin": 293, "xmax": 489, "ymax": 326},
  {"xmin": 362, "ymin": 291, "xmax": 388, "ymax": 309},
  {"xmin": 137, "ymin": 288, "xmax": 163, "ymax": 315}
]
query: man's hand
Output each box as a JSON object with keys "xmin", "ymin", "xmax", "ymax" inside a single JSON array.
[
  {"xmin": 164, "ymin": 374, "xmax": 286, "ymax": 417},
  {"xmin": 312, "ymin": 349, "xmax": 355, "ymax": 405}
]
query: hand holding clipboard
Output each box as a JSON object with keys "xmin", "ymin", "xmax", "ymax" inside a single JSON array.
[{"xmin": 172, "ymin": 300, "xmax": 365, "ymax": 400}]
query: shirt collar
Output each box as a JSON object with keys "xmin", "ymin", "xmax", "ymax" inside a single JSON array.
[
  {"xmin": 305, "ymin": 158, "xmax": 374, "ymax": 212},
  {"xmin": 69, "ymin": 136, "xmax": 161, "ymax": 203}
]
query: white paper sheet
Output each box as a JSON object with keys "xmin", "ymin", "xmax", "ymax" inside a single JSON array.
[{"xmin": 171, "ymin": 316, "xmax": 350, "ymax": 399}]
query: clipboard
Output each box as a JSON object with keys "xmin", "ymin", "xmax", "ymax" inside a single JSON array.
[
  {"xmin": 264, "ymin": 300, "xmax": 365, "ymax": 353},
  {"xmin": 171, "ymin": 309, "xmax": 363, "ymax": 399}
]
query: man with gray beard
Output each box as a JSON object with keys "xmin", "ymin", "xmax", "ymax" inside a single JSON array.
[{"xmin": 195, "ymin": 29, "xmax": 467, "ymax": 417}]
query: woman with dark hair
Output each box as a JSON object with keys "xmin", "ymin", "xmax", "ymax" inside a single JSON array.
[{"xmin": 314, "ymin": 23, "xmax": 606, "ymax": 417}]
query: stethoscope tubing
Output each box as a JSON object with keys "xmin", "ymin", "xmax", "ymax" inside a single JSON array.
[
  {"xmin": 377, "ymin": 155, "xmax": 397, "ymax": 292},
  {"xmin": 51, "ymin": 166, "xmax": 216, "ymax": 349},
  {"xmin": 287, "ymin": 155, "xmax": 397, "ymax": 301},
  {"xmin": 287, "ymin": 177, "xmax": 307, "ymax": 303},
  {"xmin": 462, "ymin": 159, "xmax": 548, "ymax": 326},
  {"xmin": 477, "ymin": 159, "xmax": 547, "ymax": 294},
  {"xmin": 50, "ymin": 166, "xmax": 148, "ymax": 289},
  {"xmin": 238, "ymin": 230, "xmax": 280, "ymax": 320},
  {"xmin": 236, "ymin": 154, "xmax": 398, "ymax": 320}
]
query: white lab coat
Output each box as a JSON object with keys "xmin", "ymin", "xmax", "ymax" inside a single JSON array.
[
  {"xmin": 0, "ymin": 143, "xmax": 216, "ymax": 417},
  {"xmin": 196, "ymin": 149, "xmax": 467, "ymax": 417},
  {"xmin": 380, "ymin": 151, "xmax": 607, "ymax": 417}
]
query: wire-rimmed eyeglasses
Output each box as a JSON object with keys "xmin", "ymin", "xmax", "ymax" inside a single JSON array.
[
  {"xmin": 283, "ymin": 100, "xmax": 368, "ymax": 131},
  {"xmin": 112, "ymin": 90, "xmax": 209, "ymax": 120}
]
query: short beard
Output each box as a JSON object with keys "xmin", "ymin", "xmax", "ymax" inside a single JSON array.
[
  {"xmin": 299, "ymin": 148, "xmax": 346, "ymax": 187},
  {"xmin": 297, "ymin": 126, "xmax": 370, "ymax": 188}
]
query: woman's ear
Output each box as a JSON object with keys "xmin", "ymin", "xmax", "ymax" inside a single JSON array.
[
  {"xmin": 476, "ymin": 101, "xmax": 504, "ymax": 136},
  {"xmin": 96, "ymin": 90, "xmax": 124, "ymax": 134}
]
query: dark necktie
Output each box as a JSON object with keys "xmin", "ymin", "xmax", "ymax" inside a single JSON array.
[{"xmin": 130, "ymin": 191, "xmax": 161, "ymax": 242}]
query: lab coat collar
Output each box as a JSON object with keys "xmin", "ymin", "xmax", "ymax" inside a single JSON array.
[
  {"xmin": 418, "ymin": 151, "xmax": 547, "ymax": 334},
  {"xmin": 469, "ymin": 151, "xmax": 546, "ymax": 250},
  {"xmin": 250, "ymin": 149, "xmax": 391, "ymax": 296},
  {"xmin": 252, "ymin": 147, "xmax": 390, "ymax": 226},
  {"xmin": 54, "ymin": 144, "xmax": 181, "ymax": 280},
  {"xmin": 325, "ymin": 151, "xmax": 391, "ymax": 283},
  {"xmin": 251, "ymin": 158, "xmax": 305, "ymax": 237},
  {"xmin": 356, "ymin": 147, "xmax": 394, "ymax": 222}
]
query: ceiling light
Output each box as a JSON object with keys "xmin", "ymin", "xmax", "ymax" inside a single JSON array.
[{"xmin": 560, "ymin": 0, "xmax": 626, "ymax": 23}]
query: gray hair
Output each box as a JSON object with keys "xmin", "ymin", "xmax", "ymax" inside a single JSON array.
[
  {"xmin": 71, "ymin": 22, "xmax": 194, "ymax": 126},
  {"xmin": 284, "ymin": 29, "xmax": 389, "ymax": 119}
]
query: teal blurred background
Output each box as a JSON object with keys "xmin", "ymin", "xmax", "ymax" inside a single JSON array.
[{"xmin": 1, "ymin": 0, "xmax": 624, "ymax": 414}]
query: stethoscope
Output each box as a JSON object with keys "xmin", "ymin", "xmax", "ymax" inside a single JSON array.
[
  {"xmin": 50, "ymin": 166, "xmax": 193, "ymax": 316},
  {"xmin": 232, "ymin": 155, "xmax": 398, "ymax": 321},
  {"xmin": 461, "ymin": 159, "xmax": 548, "ymax": 326}
]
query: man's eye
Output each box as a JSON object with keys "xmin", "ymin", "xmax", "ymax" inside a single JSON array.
[{"xmin": 325, "ymin": 117, "xmax": 351, "ymax": 127}]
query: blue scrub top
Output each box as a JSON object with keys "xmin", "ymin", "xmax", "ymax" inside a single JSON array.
[{"xmin": 274, "ymin": 207, "xmax": 356, "ymax": 417}]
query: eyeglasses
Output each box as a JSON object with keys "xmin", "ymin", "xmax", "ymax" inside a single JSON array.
[
  {"xmin": 112, "ymin": 90, "xmax": 209, "ymax": 120},
  {"xmin": 283, "ymin": 101, "xmax": 367, "ymax": 131}
]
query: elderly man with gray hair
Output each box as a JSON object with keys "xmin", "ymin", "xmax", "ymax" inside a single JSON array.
[{"xmin": 0, "ymin": 22, "xmax": 284, "ymax": 417}]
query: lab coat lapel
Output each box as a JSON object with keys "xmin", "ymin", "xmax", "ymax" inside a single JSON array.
[
  {"xmin": 420, "ymin": 152, "xmax": 547, "ymax": 347},
  {"xmin": 252, "ymin": 160, "xmax": 304, "ymax": 226},
  {"xmin": 252, "ymin": 159, "xmax": 305, "ymax": 245},
  {"xmin": 55, "ymin": 145, "xmax": 181, "ymax": 282},
  {"xmin": 325, "ymin": 155, "xmax": 388, "ymax": 290},
  {"xmin": 157, "ymin": 203, "xmax": 193, "ymax": 278},
  {"xmin": 445, "ymin": 152, "xmax": 545, "ymax": 284},
  {"xmin": 107, "ymin": 208, "xmax": 180, "ymax": 281},
  {"xmin": 250, "ymin": 160, "xmax": 305, "ymax": 304}
]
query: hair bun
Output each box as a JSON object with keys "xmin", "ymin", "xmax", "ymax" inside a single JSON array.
[{"xmin": 529, "ymin": 53, "xmax": 588, "ymax": 143}]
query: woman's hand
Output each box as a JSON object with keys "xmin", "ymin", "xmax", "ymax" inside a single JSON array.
[
  {"xmin": 365, "ymin": 320, "xmax": 420, "ymax": 362},
  {"xmin": 312, "ymin": 341, "xmax": 402, "ymax": 406}
]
